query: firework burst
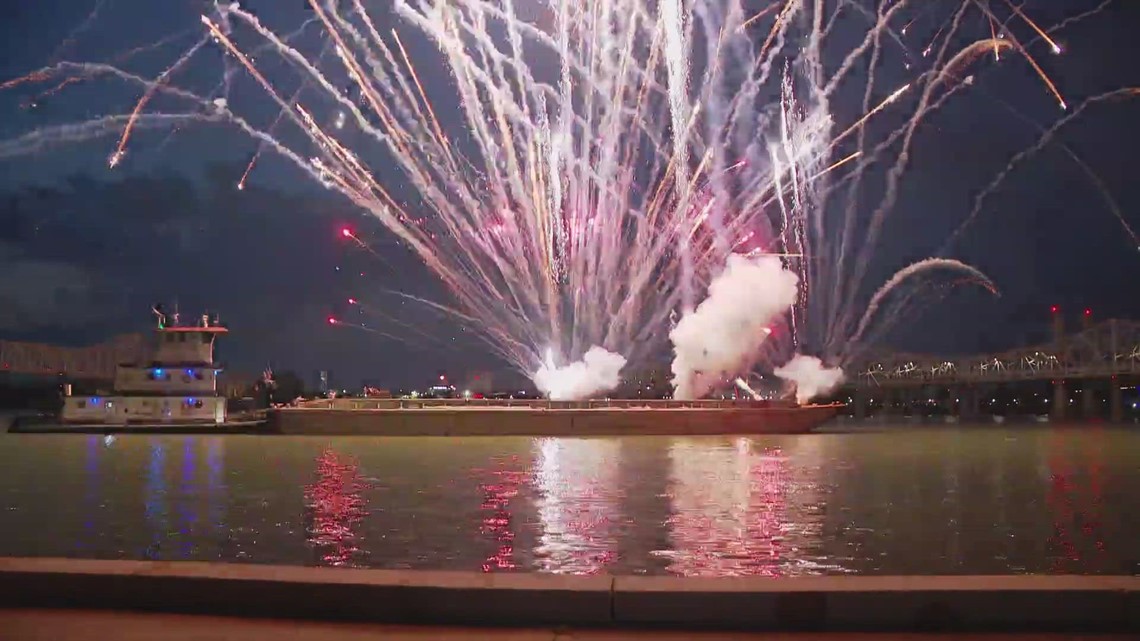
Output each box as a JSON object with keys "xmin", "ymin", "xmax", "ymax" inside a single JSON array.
[{"xmin": 1, "ymin": 0, "xmax": 1132, "ymax": 399}]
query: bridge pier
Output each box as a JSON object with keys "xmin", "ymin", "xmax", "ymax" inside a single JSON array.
[
  {"xmin": 1051, "ymin": 379, "xmax": 1068, "ymax": 422},
  {"xmin": 1109, "ymin": 379, "xmax": 1124, "ymax": 423},
  {"xmin": 955, "ymin": 385, "xmax": 981, "ymax": 421},
  {"xmin": 880, "ymin": 388, "xmax": 897, "ymax": 416},
  {"xmin": 851, "ymin": 388, "xmax": 867, "ymax": 420},
  {"xmin": 1081, "ymin": 382, "xmax": 1097, "ymax": 420}
]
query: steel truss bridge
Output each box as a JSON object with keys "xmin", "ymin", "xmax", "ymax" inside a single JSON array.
[
  {"xmin": 0, "ymin": 334, "xmax": 147, "ymax": 381},
  {"xmin": 850, "ymin": 319, "xmax": 1140, "ymax": 388}
]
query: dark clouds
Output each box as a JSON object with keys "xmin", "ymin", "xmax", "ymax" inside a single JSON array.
[
  {"xmin": 0, "ymin": 167, "xmax": 497, "ymax": 387},
  {"xmin": 0, "ymin": 240, "xmax": 119, "ymax": 332}
]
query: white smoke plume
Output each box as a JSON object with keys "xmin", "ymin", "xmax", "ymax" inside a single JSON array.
[
  {"xmin": 774, "ymin": 354, "xmax": 845, "ymax": 404},
  {"xmin": 670, "ymin": 254, "xmax": 799, "ymax": 400},
  {"xmin": 533, "ymin": 346, "xmax": 627, "ymax": 401}
]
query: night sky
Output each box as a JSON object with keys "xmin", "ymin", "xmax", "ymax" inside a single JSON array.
[{"xmin": 1, "ymin": 0, "xmax": 1138, "ymax": 390}]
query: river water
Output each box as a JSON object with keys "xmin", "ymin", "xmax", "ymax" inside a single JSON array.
[{"xmin": 0, "ymin": 423, "xmax": 1136, "ymax": 576}]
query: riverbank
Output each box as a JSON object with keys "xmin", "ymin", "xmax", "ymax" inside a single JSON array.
[{"xmin": 0, "ymin": 558, "xmax": 1135, "ymax": 632}]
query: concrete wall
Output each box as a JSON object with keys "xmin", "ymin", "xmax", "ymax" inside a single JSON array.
[
  {"xmin": 0, "ymin": 558, "xmax": 1134, "ymax": 632},
  {"xmin": 270, "ymin": 405, "xmax": 840, "ymax": 436}
]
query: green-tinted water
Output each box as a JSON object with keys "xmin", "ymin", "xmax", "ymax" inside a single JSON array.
[{"xmin": 0, "ymin": 423, "xmax": 1135, "ymax": 576}]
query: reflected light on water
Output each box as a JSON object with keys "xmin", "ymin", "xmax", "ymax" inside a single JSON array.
[
  {"xmin": 205, "ymin": 438, "xmax": 226, "ymax": 549},
  {"xmin": 664, "ymin": 438, "xmax": 790, "ymax": 576},
  {"xmin": 143, "ymin": 440, "xmax": 167, "ymax": 559},
  {"xmin": 477, "ymin": 455, "xmax": 526, "ymax": 572},
  {"xmin": 304, "ymin": 450, "xmax": 369, "ymax": 567},
  {"xmin": 2, "ymin": 428, "xmax": 1136, "ymax": 575},
  {"xmin": 1047, "ymin": 426, "xmax": 1107, "ymax": 571},
  {"xmin": 533, "ymin": 438, "xmax": 621, "ymax": 574},
  {"xmin": 176, "ymin": 439, "xmax": 196, "ymax": 558},
  {"xmin": 79, "ymin": 436, "xmax": 101, "ymax": 554}
]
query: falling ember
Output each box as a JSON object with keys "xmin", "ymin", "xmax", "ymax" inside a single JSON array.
[{"xmin": 1001, "ymin": 0, "xmax": 1064, "ymax": 55}]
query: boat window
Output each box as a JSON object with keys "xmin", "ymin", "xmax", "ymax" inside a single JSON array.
[
  {"xmin": 77, "ymin": 400, "xmax": 86, "ymax": 409},
  {"xmin": 178, "ymin": 333, "xmax": 187, "ymax": 343},
  {"xmin": 201, "ymin": 333, "xmax": 211, "ymax": 344},
  {"xmin": 194, "ymin": 400, "xmax": 204, "ymax": 409}
]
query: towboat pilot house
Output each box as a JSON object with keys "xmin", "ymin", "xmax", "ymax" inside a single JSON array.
[{"xmin": 62, "ymin": 308, "xmax": 229, "ymax": 425}]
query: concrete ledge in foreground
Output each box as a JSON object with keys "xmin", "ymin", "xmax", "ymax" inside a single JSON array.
[
  {"xmin": 0, "ymin": 557, "xmax": 611, "ymax": 627},
  {"xmin": 0, "ymin": 558, "xmax": 1136, "ymax": 632}
]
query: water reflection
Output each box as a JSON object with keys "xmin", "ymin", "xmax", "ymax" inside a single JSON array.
[
  {"xmin": 1, "ymin": 428, "xmax": 1137, "ymax": 575},
  {"xmin": 176, "ymin": 440, "xmax": 196, "ymax": 558},
  {"xmin": 1046, "ymin": 427, "xmax": 1107, "ymax": 572},
  {"xmin": 663, "ymin": 438, "xmax": 792, "ymax": 576},
  {"xmin": 477, "ymin": 455, "xmax": 525, "ymax": 572},
  {"xmin": 143, "ymin": 441, "xmax": 167, "ymax": 559},
  {"xmin": 205, "ymin": 438, "xmax": 226, "ymax": 551},
  {"xmin": 533, "ymin": 438, "xmax": 620, "ymax": 574},
  {"xmin": 304, "ymin": 450, "xmax": 369, "ymax": 567},
  {"xmin": 78, "ymin": 436, "xmax": 101, "ymax": 554}
]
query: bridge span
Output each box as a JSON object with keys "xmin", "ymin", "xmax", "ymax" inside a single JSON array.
[
  {"xmin": 847, "ymin": 316, "xmax": 1140, "ymax": 421},
  {"xmin": 0, "ymin": 334, "xmax": 147, "ymax": 381}
]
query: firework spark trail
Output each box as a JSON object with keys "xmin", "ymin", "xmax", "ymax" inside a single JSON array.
[
  {"xmin": 1043, "ymin": 0, "xmax": 1116, "ymax": 38},
  {"xmin": 942, "ymin": 87, "xmax": 1140, "ymax": 255},
  {"xmin": 829, "ymin": 0, "xmax": 895, "ymax": 344},
  {"xmin": 109, "ymin": 38, "xmax": 209, "ymax": 168},
  {"xmin": 19, "ymin": 29, "xmax": 197, "ymax": 110},
  {"xmin": 239, "ymin": 40, "xmax": 335, "ymax": 190},
  {"xmin": 348, "ymin": 296, "xmax": 457, "ymax": 350},
  {"xmin": 848, "ymin": 273, "xmax": 999, "ymax": 365},
  {"xmin": 0, "ymin": 1, "xmax": 1127, "ymax": 399},
  {"xmin": 823, "ymin": 35, "xmax": 1027, "ymax": 357},
  {"xmin": 0, "ymin": 113, "xmax": 211, "ymax": 160},
  {"xmin": 845, "ymin": 258, "xmax": 996, "ymax": 360},
  {"xmin": 1000, "ymin": 0, "xmax": 1063, "ymax": 54},
  {"xmin": 819, "ymin": 71, "xmax": 984, "ymax": 358},
  {"xmin": 47, "ymin": 0, "xmax": 110, "ymax": 64},
  {"xmin": 835, "ymin": 1, "xmax": 972, "ymax": 342}
]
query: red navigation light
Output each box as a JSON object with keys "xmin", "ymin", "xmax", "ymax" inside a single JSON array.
[
  {"xmin": 340, "ymin": 228, "xmax": 352, "ymax": 238},
  {"xmin": 328, "ymin": 317, "xmax": 337, "ymax": 325},
  {"xmin": 1050, "ymin": 305, "xmax": 1059, "ymax": 314},
  {"xmin": 348, "ymin": 298, "xmax": 357, "ymax": 305},
  {"xmin": 439, "ymin": 375, "xmax": 446, "ymax": 381},
  {"xmin": 1084, "ymin": 308, "xmax": 1092, "ymax": 316}
]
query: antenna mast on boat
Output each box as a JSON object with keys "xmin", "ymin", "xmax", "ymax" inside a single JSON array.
[{"xmin": 151, "ymin": 303, "xmax": 167, "ymax": 329}]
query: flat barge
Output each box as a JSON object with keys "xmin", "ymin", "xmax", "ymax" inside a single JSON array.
[{"xmin": 268, "ymin": 398, "xmax": 842, "ymax": 437}]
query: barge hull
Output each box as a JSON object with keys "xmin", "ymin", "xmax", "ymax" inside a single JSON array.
[{"xmin": 269, "ymin": 404, "xmax": 840, "ymax": 437}]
